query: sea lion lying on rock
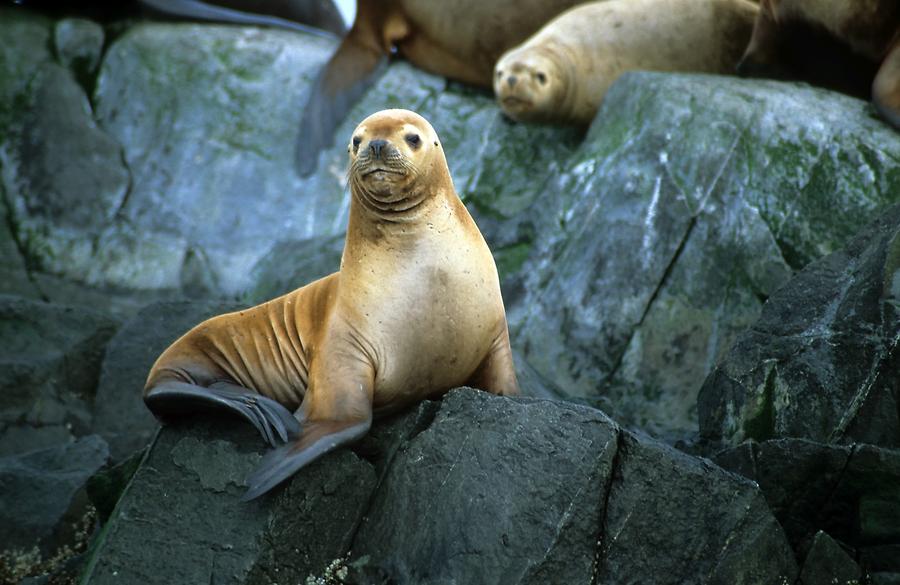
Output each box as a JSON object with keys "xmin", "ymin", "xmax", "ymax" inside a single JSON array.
[{"xmin": 493, "ymin": 0, "xmax": 759, "ymax": 125}]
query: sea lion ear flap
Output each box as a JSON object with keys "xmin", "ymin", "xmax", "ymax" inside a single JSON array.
[
  {"xmin": 873, "ymin": 42, "xmax": 900, "ymax": 130},
  {"xmin": 295, "ymin": 34, "xmax": 389, "ymax": 176},
  {"xmin": 736, "ymin": 0, "xmax": 780, "ymax": 77}
]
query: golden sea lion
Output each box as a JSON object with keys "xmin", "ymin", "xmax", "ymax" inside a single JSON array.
[
  {"xmin": 144, "ymin": 109, "xmax": 519, "ymax": 500},
  {"xmin": 736, "ymin": 0, "xmax": 900, "ymax": 129},
  {"xmin": 493, "ymin": 0, "xmax": 759, "ymax": 126},
  {"xmin": 294, "ymin": 0, "xmax": 586, "ymax": 175}
]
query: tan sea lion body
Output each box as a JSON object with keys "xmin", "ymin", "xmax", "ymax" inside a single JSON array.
[
  {"xmin": 737, "ymin": 0, "xmax": 900, "ymax": 128},
  {"xmin": 295, "ymin": 0, "xmax": 585, "ymax": 174},
  {"xmin": 145, "ymin": 109, "xmax": 519, "ymax": 499},
  {"xmin": 493, "ymin": 0, "xmax": 759, "ymax": 125}
]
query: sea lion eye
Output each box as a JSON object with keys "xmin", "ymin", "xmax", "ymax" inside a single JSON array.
[
  {"xmin": 405, "ymin": 133, "xmax": 421, "ymax": 148},
  {"xmin": 536, "ymin": 72, "xmax": 547, "ymax": 85},
  {"xmin": 496, "ymin": 69, "xmax": 503, "ymax": 79},
  {"xmin": 352, "ymin": 136, "xmax": 362, "ymax": 152}
]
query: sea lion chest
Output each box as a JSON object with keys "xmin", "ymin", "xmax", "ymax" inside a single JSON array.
[{"xmin": 336, "ymin": 223, "xmax": 502, "ymax": 408}]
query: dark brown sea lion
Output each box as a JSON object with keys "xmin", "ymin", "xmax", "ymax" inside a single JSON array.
[
  {"xmin": 294, "ymin": 0, "xmax": 586, "ymax": 175},
  {"xmin": 143, "ymin": 109, "xmax": 519, "ymax": 500},
  {"xmin": 139, "ymin": 0, "xmax": 346, "ymax": 38},
  {"xmin": 736, "ymin": 0, "xmax": 900, "ymax": 129}
]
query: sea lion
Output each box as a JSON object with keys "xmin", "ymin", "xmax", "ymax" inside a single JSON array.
[
  {"xmin": 294, "ymin": 0, "xmax": 586, "ymax": 175},
  {"xmin": 139, "ymin": 0, "xmax": 346, "ymax": 38},
  {"xmin": 493, "ymin": 0, "xmax": 759, "ymax": 126},
  {"xmin": 143, "ymin": 109, "xmax": 520, "ymax": 500},
  {"xmin": 736, "ymin": 0, "xmax": 900, "ymax": 129}
]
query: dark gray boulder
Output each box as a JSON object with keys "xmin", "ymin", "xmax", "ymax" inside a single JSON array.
[
  {"xmin": 510, "ymin": 72, "xmax": 900, "ymax": 440},
  {"xmin": 799, "ymin": 531, "xmax": 862, "ymax": 585},
  {"xmin": 698, "ymin": 204, "xmax": 900, "ymax": 447},
  {"xmin": 0, "ymin": 295, "xmax": 118, "ymax": 457},
  {"xmin": 0, "ymin": 434, "xmax": 109, "ymax": 553},
  {"xmin": 713, "ymin": 438, "xmax": 900, "ymax": 578},
  {"xmin": 93, "ymin": 300, "xmax": 244, "ymax": 462},
  {"xmin": 84, "ymin": 389, "xmax": 798, "ymax": 585}
]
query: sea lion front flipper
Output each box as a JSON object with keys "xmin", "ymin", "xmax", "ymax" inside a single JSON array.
[
  {"xmin": 465, "ymin": 328, "xmax": 520, "ymax": 397},
  {"xmin": 242, "ymin": 417, "xmax": 372, "ymax": 500},
  {"xmin": 144, "ymin": 380, "xmax": 300, "ymax": 445},
  {"xmin": 294, "ymin": 31, "xmax": 389, "ymax": 176},
  {"xmin": 873, "ymin": 40, "xmax": 900, "ymax": 130}
]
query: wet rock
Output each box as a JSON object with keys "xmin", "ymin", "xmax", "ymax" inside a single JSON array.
[
  {"xmin": 54, "ymin": 18, "xmax": 105, "ymax": 81},
  {"xmin": 511, "ymin": 72, "xmax": 900, "ymax": 440},
  {"xmin": 698, "ymin": 204, "xmax": 900, "ymax": 447},
  {"xmin": 81, "ymin": 416, "xmax": 376, "ymax": 585},
  {"xmin": 0, "ymin": 295, "xmax": 118, "ymax": 457},
  {"xmin": 713, "ymin": 438, "xmax": 900, "ymax": 576},
  {"xmin": 85, "ymin": 389, "xmax": 797, "ymax": 584},
  {"xmin": 93, "ymin": 300, "xmax": 243, "ymax": 461},
  {"xmin": 799, "ymin": 531, "xmax": 861, "ymax": 585},
  {"xmin": 0, "ymin": 434, "xmax": 109, "ymax": 552}
]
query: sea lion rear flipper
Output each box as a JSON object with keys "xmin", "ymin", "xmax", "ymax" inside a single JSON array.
[
  {"xmin": 138, "ymin": 0, "xmax": 341, "ymax": 39},
  {"xmin": 295, "ymin": 33, "xmax": 389, "ymax": 176},
  {"xmin": 144, "ymin": 380, "xmax": 300, "ymax": 445},
  {"xmin": 242, "ymin": 417, "xmax": 372, "ymax": 500},
  {"xmin": 873, "ymin": 40, "xmax": 900, "ymax": 130}
]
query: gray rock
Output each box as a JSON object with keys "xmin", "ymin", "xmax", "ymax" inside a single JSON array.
[
  {"xmin": 698, "ymin": 204, "xmax": 900, "ymax": 447},
  {"xmin": 596, "ymin": 431, "xmax": 797, "ymax": 585},
  {"xmin": 245, "ymin": 233, "xmax": 344, "ymax": 302},
  {"xmin": 713, "ymin": 438, "xmax": 900, "ymax": 576},
  {"xmin": 0, "ymin": 8, "xmax": 53, "ymax": 133},
  {"xmin": 93, "ymin": 300, "xmax": 244, "ymax": 461},
  {"xmin": 0, "ymin": 295, "xmax": 118, "ymax": 457},
  {"xmin": 81, "ymin": 416, "xmax": 376, "ymax": 585},
  {"xmin": 799, "ymin": 531, "xmax": 861, "ymax": 585},
  {"xmin": 510, "ymin": 72, "xmax": 900, "ymax": 440},
  {"xmin": 85, "ymin": 389, "xmax": 798, "ymax": 584},
  {"xmin": 12, "ymin": 63, "xmax": 129, "ymax": 229},
  {"xmin": 54, "ymin": 18, "xmax": 105, "ymax": 79},
  {"xmin": 0, "ymin": 434, "xmax": 109, "ymax": 552}
]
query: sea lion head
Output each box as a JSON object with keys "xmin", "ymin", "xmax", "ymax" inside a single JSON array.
[
  {"xmin": 493, "ymin": 47, "xmax": 565, "ymax": 123},
  {"xmin": 348, "ymin": 109, "xmax": 451, "ymax": 217}
]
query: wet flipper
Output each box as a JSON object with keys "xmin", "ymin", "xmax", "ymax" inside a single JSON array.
[
  {"xmin": 242, "ymin": 418, "xmax": 372, "ymax": 500},
  {"xmin": 295, "ymin": 33, "xmax": 389, "ymax": 176},
  {"xmin": 144, "ymin": 380, "xmax": 300, "ymax": 446},
  {"xmin": 139, "ymin": 0, "xmax": 341, "ymax": 39}
]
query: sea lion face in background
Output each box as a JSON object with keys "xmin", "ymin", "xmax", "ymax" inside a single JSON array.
[
  {"xmin": 493, "ymin": 48, "xmax": 565, "ymax": 122},
  {"xmin": 348, "ymin": 110, "xmax": 448, "ymax": 206}
]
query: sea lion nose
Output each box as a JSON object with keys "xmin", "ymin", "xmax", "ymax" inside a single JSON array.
[
  {"xmin": 369, "ymin": 139, "xmax": 388, "ymax": 158},
  {"xmin": 507, "ymin": 75, "xmax": 517, "ymax": 88}
]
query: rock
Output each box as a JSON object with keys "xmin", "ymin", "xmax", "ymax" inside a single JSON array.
[
  {"xmin": 0, "ymin": 434, "xmax": 109, "ymax": 553},
  {"xmin": 80, "ymin": 415, "xmax": 377, "ymax": 585},
  {"xmin": 93, "ymin": 300, "xmax": 244, "ymax": 461},
  {"xmin": 84, "ymin": 389, "xmax": 797, "ymax": 584},
  {"xmin": 0, "ymin": 295, "xmax": 118, "ymax": 457},
  {"xmin": 54, "ymin": 18, "xmax": 105, "ymax": 80},
  {"xmin": 799, "ymin": 531, "xmax": 861, "ymax": 585},
  {"xmin": 713, "ymin": 438, "xmax": 900, "ymax": 576},
  {"xmin": 245, "ymin": 234, "xmax": 344, "ymax": 302},
  {"xmin": 510, "ymin": 72, "xmax": 900, "ymax": 440},
  {"xmin": 698, "ymin": 204, "xmax": 900, "ymax": 447}
]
